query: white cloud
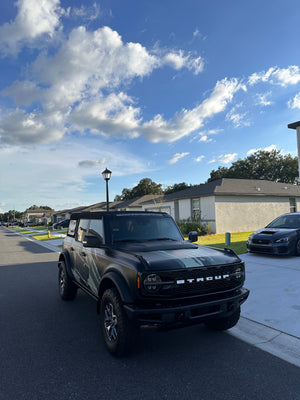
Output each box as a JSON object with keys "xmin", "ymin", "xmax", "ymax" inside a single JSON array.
[
  {"xmin": 194, "ymin": 128, "xmax": 222, "ymax": 143},
  {"xmin": 246, "ymin": 144, "xmax": 277, "ymax": 155},
  {"xmin": 70, "ymin": 92, "xmax": 141, "ymax": 137},
  {"xmin": 78, "ymin": 158, "xmax": 108, "ymax": 168},
  {"xmin": 71, "ymin": 3, "xmax": 100, "ymax": 21},
  {"xmin": 141, "ymin": 78, "xmax": 246, "ymax": 143},
  {"xmin": 255, "ymin": 91, "xmax": 273, "ymax": 106},
  {"xmin": 0, "ymin": 108, "xmax": 65, "ymax": 145},
  {"xmin": 0, "ymin": 138, "xmax": 151, "ymax": 211},
  {"xmin": 226, "ymin": 103, "xmax": 250, "ymax": 128},
  {"xmin": 162, "ymin": 50, "xmax": 204, "ymax": 75},
  {"xmin": 288, "ymin": 93, "xmax": 300, "ymax": 109},
  {"xmin": 0, "ymin": 0, "xmax": 64, "ymax": 55},
  {"xmin": 195, "ymin": 155, "xmax": 205, "ymax": 162},
  {"xmin": 168, "ymin": 152, "xmax": 189, "ymax": 164},
  {"xmin": 199, "ymin": 135, "xmax": 212, "ymax": 142},
  {"xmin": 218, "ymin": 153, "xmax": 238, "ymax": 164},
  {"xmin": 192, "ymin": 28, "xmax": 207, "ymax": 41},
  {"xmin": 193, "ymin": 28, "xmax": 201, "ymax": 38},
  {"xmin": 248, "ymin": 66, "xmax": 300, "ymax": 87},
  {"xmin": 1, "ymin": 24, "xmax": 210, "ymax": 146}
]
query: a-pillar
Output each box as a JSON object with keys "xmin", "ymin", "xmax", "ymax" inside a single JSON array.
[{"xmin": 288, "ymin": 120, "xmax": 300, "ymax": 181}]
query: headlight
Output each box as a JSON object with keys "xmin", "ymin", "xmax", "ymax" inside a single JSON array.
[
  {"xmin": 247, "ymin": 234, "xmax": 254, "ymax": 243},
  {"xmin": 275, "ymin": 236, "xmax": 291, "ymax": 243},
  {"xmin": 234, "ymin": 266, "xmax": 244, "ymax": 279},
  {"xmin": 143, "ymin": 274, "xmax": 162, "ymax": 293}
]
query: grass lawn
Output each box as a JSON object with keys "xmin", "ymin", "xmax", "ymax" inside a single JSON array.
[
  {"xmin": 31, "ymin": 234, "xmax": 61, "ymax": 241},
  {"xmin": 194, "ymin": 231, "xmax": 253, "ymax": 255}
]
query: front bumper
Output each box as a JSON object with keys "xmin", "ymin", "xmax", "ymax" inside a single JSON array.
[
  {"xmin": 124, "ymin": 288, "xmax": 250, "ymax": 327},
  {"xmin": 247, "ymin": 242, "xmax": 293, "ymax": 255}
]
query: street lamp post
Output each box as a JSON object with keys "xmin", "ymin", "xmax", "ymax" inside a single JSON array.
[{"xmin": 102, "ymin": 168, "xmax": 112, "ymax": 212}]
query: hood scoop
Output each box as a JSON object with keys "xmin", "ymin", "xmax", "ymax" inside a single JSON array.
[{"xmin": 261, "ymin": 230, "xmax": 276, "ymax": 234}]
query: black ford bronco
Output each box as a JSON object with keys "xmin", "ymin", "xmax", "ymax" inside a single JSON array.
[{"xmin": 58, "ymin": 211, "xmax": 249, "ymax": 356}]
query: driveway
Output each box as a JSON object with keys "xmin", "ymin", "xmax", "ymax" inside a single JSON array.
[{"xmin": 239, "ymin": 252, "xmax": 300, "ymax": 338}]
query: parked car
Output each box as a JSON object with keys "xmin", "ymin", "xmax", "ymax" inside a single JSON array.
[
  {"xmin": 53, "ymin": 219, "xmax": 70, "ymax": 229},
  {"xmin": 58, "ymin": 211, "xmax": 249, "ymax": 356},
  {"xmin": 247, "ymin": 212, "xmax": 300, "ymax": 256}
]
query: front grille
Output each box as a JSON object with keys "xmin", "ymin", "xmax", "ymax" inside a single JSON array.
[
  {"xmin": 142, "ymin": 263, "xmax": 244, "ymax": 298},
  {"xmin": 252, "ymin": 239, "xmax": 270, "ymax": 245},
  {"xmin": 249, "ymin": 245, "xmax": 273, "ymax": 253}
]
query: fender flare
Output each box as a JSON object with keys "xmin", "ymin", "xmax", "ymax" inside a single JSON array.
[
  {"xmin": 97, "ymin": 271, "xmax": 134, "ymax": 311},
  {"xmin": 58, "ymin": 251, "xmax": 73, "ymax": 276}
]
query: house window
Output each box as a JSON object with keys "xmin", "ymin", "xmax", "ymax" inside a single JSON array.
[
  {"xmin": 289, "ymin": 198, "xmax": 297, "ymax": 213},
  {"xmin": 192, "ymin": 199, "xmax": 200, "ymax": 221}
]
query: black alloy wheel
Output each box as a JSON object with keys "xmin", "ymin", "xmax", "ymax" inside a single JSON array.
[
  {"xmin": 100, "ymin": 288, "xmax": 137, "ymax": 356},
  {"xmin": 58, "ymin": 261, "xmax": 77, "ymax": 300}
]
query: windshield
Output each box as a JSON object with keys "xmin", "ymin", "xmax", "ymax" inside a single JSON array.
[
  {"xmin": 106, "ymin": 213, "xmax": 183, "ymax": 244},
  {"xmin": 267, "ymin": 214, "xmax": 300, "ymax": 229}
]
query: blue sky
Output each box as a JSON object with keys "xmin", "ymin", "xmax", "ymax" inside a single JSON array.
[{"xmin": 1, "ymin": 0, "xmax": 300, "ymax": 213}]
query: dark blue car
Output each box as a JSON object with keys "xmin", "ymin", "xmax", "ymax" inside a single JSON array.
[
  {"xmin": 247, "ymin": 213, "xmax": 300, "ymax": 256},
  {"xmin": 53, "ymin": 219, "xmax": 70, "ymax": 229}
]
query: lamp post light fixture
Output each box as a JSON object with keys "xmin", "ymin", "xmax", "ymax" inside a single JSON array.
[{"xmin": 102, "ymin": 168, "xmax": 112, "ymax": 212}]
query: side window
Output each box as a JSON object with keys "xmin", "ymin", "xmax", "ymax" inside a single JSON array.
[
  {"xmin": 88, "ymin": 219, "xmax": 104, "ymax": 240},
  {"xmin": 67, "ymin": 219, "xmax": 77, "ymax": 237},
  {"xmin": 77, "ymin": 219, "xmax": 89, "ymax": 243},
  {"xmin": 192, "ymin": 198, "xmax": 200, "ymax": 221}
]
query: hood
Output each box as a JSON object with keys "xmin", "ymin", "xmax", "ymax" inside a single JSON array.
[
  {"xmin": 132, "ymin": 244, "xmax": 240, "ymax": 271},
  {"xmin": 253, "ymin": 227, "xmax": 299, "ymax": 238}
]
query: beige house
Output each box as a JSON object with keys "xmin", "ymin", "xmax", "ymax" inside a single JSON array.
[
  {"xmin": 25, "ymin": 208, "xmax": 53, "ymax": 224},
  {"xmin": 142, "ymin": 179, "xmax": 300, "ymax": 233}
]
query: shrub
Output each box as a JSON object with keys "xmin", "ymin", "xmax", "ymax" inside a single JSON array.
[{"xmin": 177, "ymin": 218, "xmax": 212, "ymax": 236}]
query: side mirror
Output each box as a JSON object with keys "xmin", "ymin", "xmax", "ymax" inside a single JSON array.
[
  {"xmin": 188, "ymin": 231, "xmax": 198, "ymax": 243},
  {"xmin": 83, "ymin": 235, "xmax": 103, "ymax": 248}
]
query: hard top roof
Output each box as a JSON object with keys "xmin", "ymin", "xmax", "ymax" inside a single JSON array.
[{"xmin": 70, "ymin": 210, "xmax": 169, "ymax": 220}]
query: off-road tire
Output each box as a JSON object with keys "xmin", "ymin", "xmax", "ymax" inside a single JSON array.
[
  {"xmin": 100, "ymin": 287, "xmax": 137, "ymax": 357},
  {"xmin": 205, "ymin": 306, "xmax": 240, "ymax": 331},
  {"xmin": 58, "ymin": 260, "xmax": 77, "ymax": 300}
]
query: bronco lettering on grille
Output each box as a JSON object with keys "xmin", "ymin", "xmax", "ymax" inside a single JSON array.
[{"xmin": 176, "ymin": 274, "xmax": 230, "ymax": 285}]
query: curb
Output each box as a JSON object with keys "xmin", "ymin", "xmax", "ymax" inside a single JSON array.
[
  {"xmin": 8, "ymin": 228, "xmax": 61, "ymax": 253},
  {"xmin": 229, "ymin": 317, "xmax": 300, "ymax": 368}
]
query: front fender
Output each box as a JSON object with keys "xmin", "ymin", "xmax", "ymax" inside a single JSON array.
[
  {"xmin": 98, "ymin": 271, "xmax": 135, "ymax": 309},
  {"xmin": 58, "ymin": 251, "xmax": 73, "ymax": 277}
]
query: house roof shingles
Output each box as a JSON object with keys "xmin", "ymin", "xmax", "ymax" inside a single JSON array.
[{"xmin": 143, "ymin": 179, "xmax": 300, "ymax": 204}]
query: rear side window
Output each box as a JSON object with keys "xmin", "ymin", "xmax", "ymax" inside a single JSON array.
[
  {"xmin": 67, "ymin": 220, "xmax": 77, "ymax": 237},
  {"xmin": 77, "ymin": 219, "xmax": 89, "ymax": 242},
  {"xmin": 88, "ymin": 219, "xmax": 104, "ymax": 241}
]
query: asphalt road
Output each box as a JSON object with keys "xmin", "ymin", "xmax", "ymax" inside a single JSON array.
[{"xmin": 1, "ymin": 227, "xmax": 300, "ymax": 400}]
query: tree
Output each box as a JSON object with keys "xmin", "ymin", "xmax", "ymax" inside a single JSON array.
[
  {"xmin": 28, "ymin": 205, "xmax": 53, "ymax": 210},
  {"xmin": 207, "ymin": 150, "xmax": 299, "ymax": 184},
  {"xmin": 114, "ymin": 178, "xmax": 164, "ymax": 201},
  {"xmin": 0, "ymin": 210, "xmax": 23, "ymax": 222},
  {"xmin": 164, "ymin": 182, "xmax": 192, "ymax": 195}
]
